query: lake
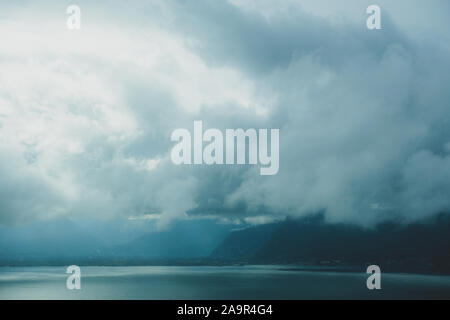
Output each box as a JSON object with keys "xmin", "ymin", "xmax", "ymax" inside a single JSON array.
[{"xmin": 1, "ymin": 265, "xmax": 450, "ymax": 299}]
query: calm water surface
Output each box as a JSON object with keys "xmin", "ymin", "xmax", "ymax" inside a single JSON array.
[{"xmin": 1, "ymin": 265, "xmax": 450, "ymax": 299}]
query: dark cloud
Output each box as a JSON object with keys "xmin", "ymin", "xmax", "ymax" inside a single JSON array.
[{"xmin": 0, "ymin": 0, "xmax": 449, "ymax": 227}]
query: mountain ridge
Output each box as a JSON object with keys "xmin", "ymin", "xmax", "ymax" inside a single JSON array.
[{"xmin": 210, "ymin": 214, "xmax": 450, "ymax": 274}]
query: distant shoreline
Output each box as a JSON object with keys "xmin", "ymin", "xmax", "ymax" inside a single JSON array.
[{"xmin": 1, "ymin": 261, "xmax": 449, "ymax": 276}]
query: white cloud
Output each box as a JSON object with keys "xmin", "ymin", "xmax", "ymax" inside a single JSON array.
[{"xmin": 1, "ymin": 0, "xmax": 449, "ymax": 227}]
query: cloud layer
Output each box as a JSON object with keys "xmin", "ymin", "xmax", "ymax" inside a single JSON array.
[{"xmin": 0, "ymin": 0, "xmax": 449, "ymax": 227}]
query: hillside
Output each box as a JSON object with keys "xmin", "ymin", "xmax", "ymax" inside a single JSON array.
[{"xmin": 211, "ymin": 214, "xmax": 450, "ymax": 273}]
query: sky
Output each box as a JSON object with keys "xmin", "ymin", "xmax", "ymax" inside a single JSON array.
[{"xmin": 0, "ymin": 0, "xmax": 450, "ymax": 229}]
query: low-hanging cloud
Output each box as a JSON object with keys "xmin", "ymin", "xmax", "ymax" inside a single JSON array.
[{"xmin": 0, "ymin": 0, "xmax": 449, "ymax": 227}]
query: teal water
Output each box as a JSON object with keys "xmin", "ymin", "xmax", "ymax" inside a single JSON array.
[{"xmin": 1, "ymin": 265, "xmax": 450, "ymax": 299}]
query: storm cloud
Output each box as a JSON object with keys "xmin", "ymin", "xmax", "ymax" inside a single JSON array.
[{"xmin": 0, "ymin": 0, "xmax": 449, "ymax": 227}]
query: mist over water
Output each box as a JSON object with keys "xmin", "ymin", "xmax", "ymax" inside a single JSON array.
[{"xmin": 1, "ymin": 266, "xmax": 450, "ymax": 300}]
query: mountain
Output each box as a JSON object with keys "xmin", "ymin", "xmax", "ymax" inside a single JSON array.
[
  {"xmin": 0, "ymin": 219, "xmax": 100, "ymax": 262},
  {"xmin": 103, "ymin": 219, "xmax": 231, "ymax": 259},
  {"xmin": 3, "ymin": 214, "xmax": 450, "ymax": 273},
  {"xmin": 0, "ymin": 218, "xmax": 232, "ymax": 265},
  {"xmin": 211, "ymin": 214, "xmax": 450, "ymax": 274}
]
